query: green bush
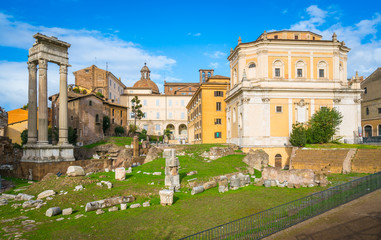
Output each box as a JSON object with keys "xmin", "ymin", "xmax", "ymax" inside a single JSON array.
[
  {"xmin": 139, "ymin": 129, "xmax": 147, "ymax": 140},
  {"xmin": 21, "ymin": 129, "xmax": 28, "ymax": 145},
  {"xmin": 103, "ymin": 116, "xmax": 110, "ymax": 134},
  {"xmin": 114, "ymin": 126, "xmax": 125, "ymax": 136},
  {"xmin": 96, "ymin": 92, "xmax": 104, "ymax": 98},
  {"xmin": 129, "ymin": 124, "xmax": 138, "ymax": 135},
  {"xmin": 68, "ymin": 127, "xmax": 77, "ymax": 145},
  {"xmin": 289, "ymin": 123, "xmax": 307, "ymax": 147},
  {"xmin": 73, "ymin": 87, "xmax": 80, "ymax": 93}
]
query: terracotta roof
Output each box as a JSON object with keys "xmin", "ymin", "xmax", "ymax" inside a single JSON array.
[
  {"xmin": 132, "ymin": 79, "xmax": 159, "ymax": 93},
  {"xmin": 8, "ymin": 109, "xmax": 28, "ymax": 125}
]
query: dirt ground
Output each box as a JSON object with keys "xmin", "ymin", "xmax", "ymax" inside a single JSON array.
[{"xmin": 265, "ymin": 189, "xmax": 381, "ymax": 240}]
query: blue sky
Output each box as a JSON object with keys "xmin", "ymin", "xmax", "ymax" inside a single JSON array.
[{"xmin": 1, "ymin": 0, "xmax": 381, "ymax": 111}]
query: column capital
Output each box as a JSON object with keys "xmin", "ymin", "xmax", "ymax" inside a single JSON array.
[
  {"xmin": 59, "ymin": 64, "xmax": 68, "ymax": 74},
  {"xmin": 27, "ymin": 61, "xmax": 37, "ymax": 71},
  {"xmin": 39, "ymin": 59, "xmax": 48, "ymax": 69}
]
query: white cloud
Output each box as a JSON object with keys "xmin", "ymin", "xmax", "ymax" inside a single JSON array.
[
  {"xmin": 204, "ymin": 51, "xmax": 226, "ymax": 59},
  {"xmin": 187, "ymin": 32, "xmax": 201, "ymax": 37},
  {"xmin": 0, "ymin": 12, "xmax": 177, "ymax": 110},
  {"xmin": 290, "ymin": 6, "xmax": 381, "ymax": 77},
  {"xmin": 209, "ymin": 62, "xmax": 219, "ymax": 69}
]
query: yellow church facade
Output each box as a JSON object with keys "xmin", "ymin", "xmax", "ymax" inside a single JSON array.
[{"xmin": 226, "ymin": 30, "xmax": 362, "ymax": 168}]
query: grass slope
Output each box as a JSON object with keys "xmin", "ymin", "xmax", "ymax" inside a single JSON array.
[{"xmin": 0, "ymin": 150, "xmax": 370, "ymax": 239}]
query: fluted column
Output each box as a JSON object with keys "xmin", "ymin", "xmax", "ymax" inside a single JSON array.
[
  {"xmin": 58, "ymin": 64, "xmax": 69, "ymax": 145},
  {"xmin": 37, "ymin": 59, "xmax": 48, "ymax": 144},
  {"xmin": 27, "ymin": 61, "xmax": 38, "ymax": 144}
]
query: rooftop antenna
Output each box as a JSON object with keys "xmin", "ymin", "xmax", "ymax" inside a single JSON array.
[
  {"xmin": 106, "ymin": 62, "xmax": 108, "ymax": 72},
  {"xmin": 94, "ymin": 57, "xmax": 97, "ymax": 66}
]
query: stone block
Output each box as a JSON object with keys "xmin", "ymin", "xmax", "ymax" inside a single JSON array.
[
  {"xmin": 143, "ymin": 202, "xmax": 150, "ymax": 207},
  {"xmin": 120, "ymin": 203, "xmax": 127, "ymax": 210},
  {"xmin": 38, "ymin": 190, "xmax": 56, "ymax": 199},
  {"xmin": 108, "ymin": 206, "xmax": 118, "ymax": 212},
  {"xmin": 66, "ymin": 166, "xmax": 85, "ymax": 177},
  {"xmin": 129, "ymin": 203, "xmax": 141, "ymax": 209},
  {"xmin": 115, "ymin": 167, "xmax": 126, "ymax": 180},
  {"xmin": 191, "ymin": 186, "xmax": 205, "ymax": 195},
  {"xmin": 159, "ymin": 189, "xmax": 174, "ymax": 206},
  {"xmin": 62, "ymin": 208, "xmax": 73, "ymax": 215}
]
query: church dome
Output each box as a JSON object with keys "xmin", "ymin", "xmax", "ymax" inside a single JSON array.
[{"xmin": 132, "ymin": 63, "xmax": 159, "ymax": 94}]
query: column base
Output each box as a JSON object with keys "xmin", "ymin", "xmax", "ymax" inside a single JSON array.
[{"xmin": 21, "ymin": 144, "xmax": 75, "ymax": 163}]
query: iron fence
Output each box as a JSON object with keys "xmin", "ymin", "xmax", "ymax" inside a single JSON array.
[{"xmin": 180, "ymin": 172, "xmax": 381, "ymax": 240}]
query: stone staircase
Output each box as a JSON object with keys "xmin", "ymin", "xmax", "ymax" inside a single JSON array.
[
  {"xmin": 291, "ymin": 149, "xmax": 350, "ymax": 173},
  {"xmin": 352, "ymin": 149, "xmax": 381, "ymax": 173}
]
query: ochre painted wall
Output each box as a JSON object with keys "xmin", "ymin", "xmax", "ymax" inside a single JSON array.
[{"xmin": 270, "ymin": 99, "xmax": 289, "ymax": 137}]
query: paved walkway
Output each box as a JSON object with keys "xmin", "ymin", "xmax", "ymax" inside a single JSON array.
[{"xmin": 265, "ymin": 189, "xmax": 381, "ymax": 240}]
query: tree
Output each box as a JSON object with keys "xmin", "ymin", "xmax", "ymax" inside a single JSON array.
[
  {"xmin": 22, "ymin": 103, "xmax": 28, "ymax": 110},
  {"xmin": 164, "ymin": 128, "xmax": 171, "ymax": 139},
  {"xmin": 289, "ymin": 123, "xmax": 307, "ymax": 147},
  {"xmin": 289, "ymin": 107, "xmax": 343, "ymax": 146},
  {"xmin": 114, "ymin": 125, "xmax": 125, "ymax": 136},
  {"xmin": 103, "ymin": 116, "xmax": 110, "ymax": 134},
  {"xmin": 308, "ymin": 107, "xmax": 343, "ymax": 143},
  {"xmin": 139, "ymin": 129, "xmax": 147, "ymax": 140},
  {"xmin": 131, "ymin": 96, "xmax": 144, "ymax": 130}
]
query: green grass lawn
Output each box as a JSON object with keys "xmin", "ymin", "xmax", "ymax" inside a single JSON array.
[
  {"xmin": 305, "ymin": 143, "xmax": 381, "ymax": 149},
  {"xmin": 0, "ymin": 150, "xmax": 372, "ymax": 240}
]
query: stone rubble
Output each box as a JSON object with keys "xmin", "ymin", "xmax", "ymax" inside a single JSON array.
[
  {"xmin": 120, "ymin": 203, "xmax": 127, "ymax": 210},
  {"xmin": 15, "ymin": 193, "xmax": 35, "ymax": 201},
  {"xmin": 164, "ymin": 149, "xmax": 180, "ymax": 191},
  {"xmin": 66, "ymin": 166, "xmax": 85, "ymax": 177},
  {"xmin": 142, "ymin": 202, "xmax": 150, "ymax": 207},
  {"xmin": 74, "ymin": 185, "xmax": 84, "ymax": 191},
  {"xmin": 191, "ymin": 186, "xmax": 205, "ymax": 195},
  {"xmin": 37, "ymin": 190, "xmax": 56, "ymax": 199},
  {"xmin": 85, "ymin": 196, "xmax": 135, "ymax": 212},
  {"xmin": 97, "ymin": 181, "xmax": 113, "ymax": 189},
  {"xmin": 108, "ymin": 206, "xmax": 118, "ymax": 212},
  {"xmin": 152, "ymin": 172, "xmax": 162, "ymax": 175},
  {"xmin": 22, "ymin": 200, "xmax": 43, "ymax": 208},
  {"xmin": 115, "ymin": 167, "xmax": 126, "ymax": 180},
  {"xmin": 129, "ymin": 203, "xmax": 141, "ymax": 209},
  {"xmin": 96, "ymin": 209, "xmax": 104, "ymax": 215}
]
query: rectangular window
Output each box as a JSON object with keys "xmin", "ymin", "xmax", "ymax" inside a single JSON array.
[
  {"xmin": 276, "ymin": 106, "xmax": 282, "ymax": 113},
  {"xmin": 319, "ymin": 69, "xmax": 325, "ymax": 78},
  {"xmin": 216, "ymin": 102, "xmax": 221, "ymax": 111},
  {"xmin": 155, "ymin": 124, "xmax": 160, "ymax": 131},
  {"xmin": 275, "ymin": 68, "xmax": 280, "ymax": 77},
  {"xmin": 181, "ymin": 112, "xmax": 185, "ymax": 119},
  {"xmin": 215, "ymin": 132, "xmax": 222, "ymax": 138},
  {"xmin": 274, "ymin": 35, "xmax": 278, "ymax": 39},
  {"xmin": 297, "ymin": 69, "xmax": 303, "ymax": 78},
  {"xmin": 156, "ymin": 112, "xmax": 160, "ymax": 119},
  {"xmin": 109, "ymin": 93, "xmax": 112, "ymax": 99},
  {"xmin": 189, "ymin": 87, "xmax": 192, "ymax": 91},
  {"xmin": 156, "ymin": 99, "xmax": 160, "ymax": 106},
  {"xmin": 182, "ymin": 93, "xmax": 186, "ymax": 95},
  {"xmin": 144, "ymin": 125, "xmax": 148, "ymax": 130},
  {"xmin": 364, "ymin": 87, "xmax": 367, "ymax": 94},
  {"xmin": 214, "ymin": 91, "xmax": 223, "ymax": 97},
  {"xmin": 294, "ymin": 35, "xmax": 298, "ymax": 40},
  {"xmin": 112, "ymin": 109, "xmax": 114, "ymax": 116},
  {"xmin": 120, "ymin": 120, "xmax": 122, "ymax": 125},
  {"xmin": 120, "ymin": 111, "xmax": 123, "ymax": 117},
  {"xmin": 130, "ymin": 112, "xmax": 135, "ymax": 118},
  {"xmin": 215, "ymin": 118, "xmax": 222, "ymax": 125},
  {"xmin": 144, "ymin": 99, "xmax": 147, "ymax": 106},
  {"xmin": 181, "ymin": 100, "xmax": 185, "ymax": 106},
  {"xmin": 112, "ymin": 118, "xmax": 114, "ymax": 124},
  {"xmin": 378, "ymin": 108, "xmax": 381, "ymax": 114},
  {"xmin": 168, "ymin": 112, "xmax": 173, "ymax": 119},
  {"xmin": 169, "ymin": 100, "xmax": 172, "ymax": 107},
  {"xmin": 143, "ymin": 112, "xmax": 147, "ymax": 118}
]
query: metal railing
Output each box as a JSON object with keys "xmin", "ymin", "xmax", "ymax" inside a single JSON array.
[{"xmin": 180, "ymin": 172, "xmax": 381, "ymax": 240}]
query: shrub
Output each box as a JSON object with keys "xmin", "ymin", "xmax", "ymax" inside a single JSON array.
[
  {"xmin": 128, "ymin": 124, "xmax": 138, "ymax": 135},
  {"xmin": 73, "ymin": 87, "xmax": 80, "ymax": 93},
  {"xmin": 114, "ymin": 126, "xmax": 125, "ymax": 136},
  {"xmin": 96, "ymin": 92, "xmax": 104, "ymax": 98},
  {"xmin": 21, "ymin": 129, "xmax": 28, "ymax": 145},
  {"xmin": 139, "ymin": 129, "xmax": 147, "ymax": 140},
  {"xmin": 289, "ymin": 123, "xmax": 307, "ymax": 147},
  {"xmin": 68, "ymin": 127, "xmax": 77, "ymax": 144},
  {"xmin": 103, "ymin": 116, "xmax": 110, "ymax": 134}
]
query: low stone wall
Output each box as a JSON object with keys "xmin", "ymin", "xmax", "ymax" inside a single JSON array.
[{"xmin": 0, "ymin": 159, "xmax": 105, "ymax": 181}]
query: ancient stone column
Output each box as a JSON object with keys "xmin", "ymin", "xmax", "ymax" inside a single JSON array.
[
  {"xmin": 27, "ymin": 61, "xmax": 38, "ymax": 144},
  {"xmin": 58, "ymin": 64, "xmax": 69, "ymax": 145},
  {"xmin": 37, "ymin": 59, "xmax": 48, "ymax": 145}
]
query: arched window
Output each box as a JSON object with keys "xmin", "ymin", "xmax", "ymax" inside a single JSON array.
[
  {"xmin": 207, "ymin": 72, "xmax": 211, "ymax": 78},
  {"xmin": 95, "ymin": 114, "xmax": 99, "ymax": 123},
  {"xmin": 273, "ymin": 60, "xmax": 284, "ymax": 78},
  {"xmin": 318, "ymin": 61, "xmax": 328, "ymax": 79},
  {"xmin": 364, "ymin": 125, "xmax": 372, "ymax": 137},
  {"xmin": 247, "ymin": 62, "xmax": 257, "ymax": 79},
  {"xmin": 275, "ymin": 154, "xmax": 282, "ymax": 168},
  {"xmin": 295, "ymin": 60, "xmax": 306, "ymax": 78}
]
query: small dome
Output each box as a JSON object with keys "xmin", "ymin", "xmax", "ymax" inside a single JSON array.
[{"xmin": 132, "ymin": 63, "xmax": 159, "ymax": 93}]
